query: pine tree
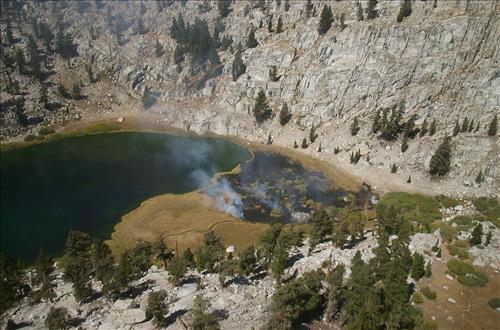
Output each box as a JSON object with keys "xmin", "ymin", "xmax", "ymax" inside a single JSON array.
[
  {"xmin": 351, "ymin": 116, "xmax": 360, "ymax": 136},
  {"xmin": 45, "ymin": 307, "xmax": 69, "ymax": 330},
  {"xmin": 191, "ymin": 294, "xmax": 219, "ymax": 329},
  {"xmin": 401, "ymin": 135, "xmax": 409, "ymax": 152},
  {"xmin": 407, "ymin": 176, "xmax": 411, "ymax": 183},
  {"xmin": 146, "ymin": 290, "xmax": 170, "ymax": 327},
  {"xmin": 253, "ymin": 90, "xmax": 272, "ymax": 123},
  {"xmin": 15, "ymin": 48, "xmax": 25, "ymax": 75},
  {"xmin": 425, "ymin": 262, "xmax": 432, "ymax": 277},
  {"xmin": 372, "ymin": 109, "xmax": 381, "ymax": 133},
  {"xmin": 284, "ymin": 0, "xmax": 290, "ymax": 12},
  {"xmin": 429, "ymin": 119, "xmax": 437, "ymax": 136},
  {"xmin": 294, "ymin": 141, "xmax": 298, "ymax": 148},
  {"xmin": 468, "ymin": 119, "xmax": 475, "ymax": 132},
  {"xmin": 470, "ymin": 223, "xmax": 483, "ymax": 246},
  {"xmin": 268, "ymin": 17, "xmax": 274, "ymax": 33},
  {"xmin": 279, "ymin": 102, "xmax": 291, "ymax": 126},
  {"xmin": 429, "ymin": 136, "xmax": 452, "ymax": 176},
  {"xmin": 309, "ymin": 124, "xmax": 318, "ymax": 143},
  {"xmin": 39, "ymin": 84, "xmax": 48, "ymax": 109},
  {"xmin": 391, "ymin": 163, "xmax": 397, "ymax": 173},
  {"xmin": 5, "ymin": 18, "xmax": 14, "ymax": 44},
  {"xmin": 318, "ymin": 5, "xmax": 334, "ymax": 35},
  {"xmin": 182, "ymin": 248, "xmax": 195, "ymax": 268},
  {"xmin": 475, "ymin": 120, "xmax": 480, "ymax": 132},
  {"xmin": 356, "ymin": 1, "xmax": 364, "ymax": 21},
  {"xmin": 232, "ymin": 48, "xmax": 246, "ymax": 81},
  {"xmin": 305, "ymin": 0, "xmax": 313, "ymax": 18},
  {"xmin": 71, "ymin": 82, "xmax": 81, "ymax": 100},
  {"xmin": 166, "ymin": 257, "xmax": 186, "ymax": 286},
  {"xmin": 340, "ymin": 13, "xmax": 347, "ymax": 31},
  {"xmin": 34, "ymin": 248, "xmax": 55, "ymax": 296},
  {"xmin": 269, "ymin": 65, "xmax": 279, "ymax": 81},
  {"xmin": 411, "ymin": 253, "xmax": 425, "ymax": 280},
  {"xmin": 301, "ymin": 138, "xmax": 308, "ymax": 149},
  {"xmin": 461, "ymin": 117, "xmax": 469, "ymax": 133},
  {"xmin": 271, "ymin": 243, "xmax": 288, "ymax": 282},
  {"xmin": 366, "ymin": 0, "xmax": 378, "ymax": 19},
  {"xmin": 267, "ymin": 133, "xmax": 273, "ymax": 145},
  {"xmin": 135, "ymin": 17, "xmax": 146, "ymax": 35},
  {"xmin": 420, "ymin": 117, "xmax": 428, "ymax": 137},
  {"xmin": 475, "ymin": 169, "xmax": 484, "ymax": 184},
  {"xmin": 488, "ymin": 114, "xmax": 497, "ymax": 136},
  {"xmin": 276, "ymin": 16, "xmax": 283, "ymax": 33},
  {"xmin": 238, "ymin": 245, "xmax": 257, "ymax": 276},
  {"xmin": 396, "ymin": 0, "xmax": 412, "ymax": 23},
  {"xmin": 453, "ymin": 119, "xmax": 460, "ymax": 136},
  {"xmin": 218, "ymin": 0, "xmax": 231, "ymax": 18},
  {"xmin": 246, "ymin": 28, "xmax": 258, "ymax": 48},
  {"xmin": 154, "ymin": 39, "xmax": 164, "ymax": 57},
  {"xmin": 85, "ymin": 64, "xmax": 94, "ymax": 83}
]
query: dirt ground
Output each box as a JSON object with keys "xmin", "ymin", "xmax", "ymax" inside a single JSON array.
[{"xmin": 417, "ymin": 248, "xmax": 500, "ymax": 330}]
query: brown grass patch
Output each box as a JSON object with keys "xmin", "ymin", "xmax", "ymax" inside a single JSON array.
[{"xmin": 107, "ymin": 191, "xmax": 269, "ymax": 257}]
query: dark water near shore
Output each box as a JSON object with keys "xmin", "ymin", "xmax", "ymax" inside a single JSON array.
[{"xmin": 0, "ymin": 132, "xmax": 251, "ymax": 261}]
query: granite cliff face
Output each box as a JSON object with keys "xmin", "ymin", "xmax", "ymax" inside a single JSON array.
[{"xmin": 4, "ymin": 0, "xmax": 500, "ymax": 196}]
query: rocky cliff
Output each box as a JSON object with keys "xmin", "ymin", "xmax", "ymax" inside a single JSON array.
[{"xmin": 3, "ymin": 0, "xmax": 500, "ymax": 196}]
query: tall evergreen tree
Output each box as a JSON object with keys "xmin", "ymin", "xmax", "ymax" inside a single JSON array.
[
  {"xmin": 276, "ymin": 16, "xmax": 283, "ymax": 33},
  {"xmin": 356, "ymin": 1, "xmax": 364, "ymax": 21},
  {"xmin": 488, "ymin": 114, "xmax": 497, "ymax": 136},
  {"xmin": 429, "ymin": 119, "xmax": 437, "ymax": 136},
  {"xmin": 461, "ymin": 116, "xmax": 469, "ymax": 133},
  {"xmin": 268, "ymin": 17, "xmax": 274, "ymax": 33},
  {"xmin": 279, "ymin": 102, "xmax": 292, "ymax": 126},
  {"xmin": 453, "ymin": 119, "xmax": 460, "ymax": 136},
  {"xmin": 238, "ymin": 245, "xmax": 257, "ymax": 276},
  {"xmin": 269, "ymin": 65, "xmax": 279, "ymax": 81},
  {"xmin": 351, "ymin": 116, "xmax": 360, "ymax": 136},
  {"xmin": 253, "ymin": 90, "xmax": 272, "ymax": 123},
  {"xmin": 191, "ymin": 294, "xmax": 219, "ymax": 329},
  {"xmin": 284, "ymin": 0, "xmax": 290, "ymax": 12},
  {"xmin": 396, "ymin": 0, "xmax": 412, "ymax": 23},
  {"xmin": 15, "ymin": 48, "xmax": 25, "ymax": 75},
  {"xmin": 271, "ymin": 243, "xmax": 288, "ymax": 282},
  {"xmin": 39, "ymin": 84, "xmax": 48, "ymax": 109},
  {"xmin": 34, "ymin": 248, "xmax": 55, "ymax": 297},
  {"xmin": 246, "ymin": 28, "xmax": 258, "ymax": 48},
  {"xmin": 366, "ymin": 0, "xmax": 378, "ymax": 19},
  {"xmin": 429, "ymin": 136, "xmax": 452, "ymax": 176},
  {"xmin": 231, "ymin": 48, "xmax": 246, "ymax": 81},
  {"xmin": 318, "ymin": 5, "xmax": 334, "ymax": 35},
  {"xmin": 146, "ymin": 290, "xmax": 170, "ymax": 327},
  {"xmin": 217, "ymin": 0, "xmax": 231, "ymax": 18},
  {"xmin": 5, "ymin": 18, "xmax": 14, "ymax": 45},
  {"xmin": 470, "ymin": 223, "xmax": 483, "ymax": 246},
  {"xmin": 305, "ymin": 0, "xmax": 313, "ymax": 18},
  {"xmin": 71, "ymin": 82, "xmax": 81, "ymax": 100},
  {"xmin": 411, "ymin": 253, "xmax": 425, "ymax": 280},
  {"xmin": 154, "ymin": 39, "xmax": 164, "ymax": 57}
]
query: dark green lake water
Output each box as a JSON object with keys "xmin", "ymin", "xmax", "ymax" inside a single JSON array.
[{"xmin": 0, "ymin": 132, "xmax": 251, "ymax": 261}]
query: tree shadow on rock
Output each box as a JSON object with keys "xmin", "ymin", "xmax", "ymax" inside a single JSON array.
[
  {"xmin": 122, "ymin": 279, "xmax": 155, "ymax": 299},
  {"xmin": 164, "ymin": 309, "xmax": 188, "ymax": 327}
]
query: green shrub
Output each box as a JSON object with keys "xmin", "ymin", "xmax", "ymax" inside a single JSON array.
[
  {"xmin": 454, "ymin": 240, "xmax": 469, "ymax": 248},
  {"xmin": 412, "ymin": 292, "xmax": 424, "ymax": 304},
  {"xmin": 447, "ymin": 243, "xmax": 469, "ymax": 260},
  {"xmin": 488, "ymin": 297, "xmax": 500, "ymax": 309},
  {"xmin": 39, "ymin": 127, "xmax": 55, "ymax": 136},
  {"xmin": 434, "ymin": 195, "xmax": 460, "ymax": 208},
  {"xmin": 376, "ymin": 192, "xmax": 442, "ymax": 228},
  {"xmin": 419, "ymin": 320, "xmax": 439, "ymax": 330},
  {"xmin": 451, "ymin": 216, "xmax": 473, "ymax": 227},
  {"xmin": 430, "ymin": 221, "xmax": 457, "ymax": 242},
  {"xmin": 446, "ymin": 259, "xmax": 475, "ymax": 276},
  {"xmin": 421, "ymin": 287, "xmax": 437, "ymax": 300},
  {"xmin": 457, "ymin": 271, "xmax": 488, "ymax": 287},
  {"xmin": 473, "ymin": 197, "xmax": 500, "ymax": 226}
]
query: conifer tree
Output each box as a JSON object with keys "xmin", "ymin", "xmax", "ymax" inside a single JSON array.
[
  {"xmin": 39, "ymin": 84, "xmax": 48, "ymax": 109},
  {"xmin": 429, "ymin": 119, "xmax": 437, "ymax": 136},
  {"xmin": 45, "ymin": 307, "xmax": 69, "ymax": 330},
  {"xmin": 34, "ymin": 248, "xmax": 55, "ymax": 297},
  {"xmin": 356, "ymin": 1, "xmax": 364, "ymax": 21},
  {"xmin": 154, "ymin": 39, "xmax": 164, "ymax": 57},
  {"xmin": 15, "ymin": 48, "xmax": 25, "ymax": 75},
  {"xmin": 301, "ymin": 137, "xmax": 308, "ymax": 149},
  {"xmin": 191, "ymin": 294, "xmax": 219, "ymax": 329},
  {"xmin": 217, "ymin": 0, "xmax": 231, "ymax": 18},
  {"xmin": 279, "ymin": 102, "xmax": 291, "ymax": 126},
  {"xmin": 232, "ymin": 48, "xmax": 246, "ymax": 81},
  {"xmin": 401, "ymin": 135, "xmax": 409, "ymax": 152},
  {"xmin": 182, "ymin": 248, "xmax": 195, "ymax": 268},
  {"xmin": 71, "ymin": 82, "xmax": 81, "ymax": 100},
  {"xmin": 85, "ymin": 64, "xmax": 94, "ymax": 83},
  {"xmin": 391, "ymin": 163, "xmax": 397, "ymax": 173},
  {"xmin": 166, "ymin": 257, "xmax": 186, "ymax": 286},
  {"xmin": 146, "ymin": 290, "xmax": 170, "ymax": 327},
  {"xmin": 246, "ymin": 28, "xmax": 258, "ymax": 48},
  {"xmin": 372, "ymin": 108, "xmax": 381, "ymax": 133},
  {"xmin": 238, "ymin": 245, "xmax": 257, "ymax": 276},
  {"xmin": 366, "ymin": 0, "xmax": 378, "ymax": 19},
  {"xmin": 475, "ymin": 120, "xmax": 480, "ymax": 132},
  {"xmin": 309, "ymin": 124, "xmax": 318, "ymax": 143},
  {"xmin": 396, "ymin": 0, "xmax": 412, "ymax": 23},
  {"xmin": 318, "ymin": 5, "xmax": 334, "ymax": 35},
  {"xmin": 340, "ymin": 13, "xmax": 347, "ymax": 31},
  {"xmin": 470, "ymin": 223, "xmax": 483, "ymax": 246},
  {"xmin": 461, "ymin": 117, "xmax": 469, "ymax": 133},
  {"xmin": 5, "ymin": 18, "xmax": 14, "ymax": 45},
  {"xmin": 269, "ymin": 65, "xmax": 279, "ymax": 81},
  {"xmin": 425, "ymin": 262, "xmax": 432, "ymax": 277},
  {"xmin": 268, "ymin": 17, "xmax": 273, "ymax": 33},
  {"xmin": 407, "ymin": 176, "xmax": 411, "ymax": 183},
  {"xmin": 135, "ymin": 17, "xmax": 146, "ymax": 35},
  {"xmin": 429, "ymin": 136, "xmax": 452, "ymax": 176},
  {"xmin": 351, "ymin": 116, "xmax": 360, "ymax": 136},
  {"xmin": 488, "ymin": 114, "xmax": 497, "ymax": 136},
  {"xmin": 468, "ymin": 119, "xmax": 474, "ymax": 132},
  {"xmin": 271, "ymin": 243, "xmax": 288, "ymax": 282},
  {"xmin": 284, "ymin": 0, "xmax": 290, "ymax": 12},
  {"xmin": 294, "ymin": 141, "xmax": 298, "ymax": 148},
  {"xmin": 411, "ymin": 253, "xmax": 425, "ymax": 280},
  {"xmin": 420, "ymin": 117, "xmax": 428, "ymax": 137},
  {"xmin": 305, "ymin": 0, "xmax": 313, "ymax": 18},
  {"xmin": 475, "ymin": 169, "xmax": 484, "ymax": 184},
  {"xmin": 253, "ymin": 90, "xmax": 272, "ymax": 123},
  {"xmin": 453, "ymin": 119, "xmax": 460, "ymax": 136},
  {"xmin": 276, "ymin": 16, "xmax": 283, "ymax": 33}
]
